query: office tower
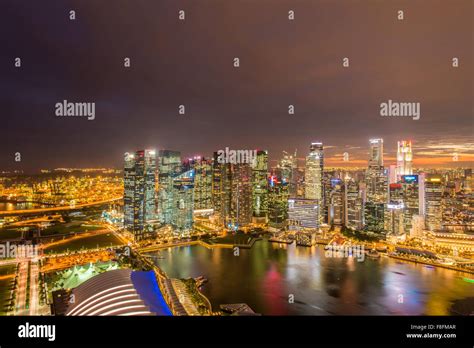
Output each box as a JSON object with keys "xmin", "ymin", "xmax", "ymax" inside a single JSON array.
[
  {"xmin": 268, "ymin": 174, "xmax": 289, "ymax": 229},
  {"xmin": 387, "ymin": 183, "xmax": 405, "ymax": 235},
  {"xmin": 329, "ymin": 178, "xmax": 344, "ymax": 226},
  {"xmin": 184, "ymin": 156, "xmax": 213, "ymax": 210},
  {"xmin": 418, "ymin": 173, "xmax": 426, "ymax": 215},
  {"xmin": 212, "ymin": 152, "xmax": 232, "ymax": 225},
  {"xmin": 305, "ymin": 142, "xmax": 324, "ymax": 223},
  {"xmin": 410, "ymin": 214, "xmax": 425, "ymax": 238},
  {"xmin": 345, "ymin": 179, "xmax": 363, "ymax": 230},
  {"xmin": 287, "ymin": 198, "xmax": 320, "ymax": 231},
  {"xmin": 396, "ymin": 140, "xmax": 413, "ymax": 178},
  {"xmin": 230, "ymin": 163, "xmax": 253, "ymax": 229},
  {"xmin": 401, "ymin": 175, "xmax": 420, "ymax": 234},
  {"xmin": 425, "ymin": 174, "xmax": 444, "ymax": 231},
  {"xmin": 389, "ymin": 164, "xmax": 397, "ymax": 184},
  {"xmin": 157, "ymin": 150, "xmax": 181, "ymax": 224},
  {"xmin": 366, "ymin": 138, "xmax": 387, "ymax": 203},
  {"xmin": 123, "ymin": 149, "xmax": 156, "ymax": 241},
  {"xmin": 364, "ymin": 202, "xmax": 385, "ymax": 233},
  {"xmin": 365, "ymin": 139, "xmax": 387, "ymax": 233},
  {"xmin": 171, "ymin": 169, "xmax": 194, "ymax": 232},
  {"xmin": 252, "ymin": 150, "xmax": 269, "ymax": 222},
  {"xmin": 277, "ymin": 150, "xmax": 298, "ymax": 197}
]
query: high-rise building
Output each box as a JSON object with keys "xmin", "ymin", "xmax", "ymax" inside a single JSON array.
[
  {"xmin": 365, "ymin": 139, "xmax": 387, "ymax": 233},
  {"xmin": 157, "ymin": 150, "xmax": 181, "ymax": 224},
  {"xmin": 252, "ymin": 150, "xmax": 269, "ymax": 222},
  {"xmin": 425, "ymin": 174, "xmax": 444, "ymax": 231},
  {"xmin": 305, "ymin": 142, "xmax": 324, "ymax": 223},
  {"xmin": 401, "ymin": 174, "xmax": 419, "ymax": 234},
  {"xmin": 387, "ymin": 183, "xmax": 405, "ymax": 235},
  {"xmin": 329, "ymin": 178, "xmax": 344, "ymax": 226},
  {"xmin": 345, "ymin": 179, "xmax": 363, "ymax": 230},
  {"xmin": 123, "ymin": 149, "xmax": 156, "ymax": 241},
  {"xmin": 277, "ymin": 150, "xmax": 298, "ymax": 197},
  {"xmin": 184, "ymin": 156, "xmax": 212, "ymax": 210},
  {"xmin": 288, "ymin": 198, "xmax": 320, "ymax": 231},
  {"xmin": 268, "ymin": 174, "xmax": 289, "ymax": 229},
  {"xmin": 396, "ymin": 140, "xmax": 413, "ymax": 178},
  {"xmin": 171, "ymin": 169, "xmax": 194, "ymax": 232},
  {"xmin": 230, "ymin": 163, "xmax": 253, "ymax": 229}
]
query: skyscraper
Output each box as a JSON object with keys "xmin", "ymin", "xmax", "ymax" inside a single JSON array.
[
  {"xmin": 171, "ymin": 169, "xmax": 195, "ymax": 232},
  {"xmin": 329, "ymin": 178, "xmax": 344, "ymax": 226},
  {"xmin": 401, "ymin": 174, "xmax": 420, "ymax": 234},
  {"xmin": 288, "ymin": 198, "xmax": 320, "ymax": 231},
  {"xmin": 157, "ymin": 150, "xmax": 181, "ymax": 224},
  {"xmin": 184, "ymin": 156, "xmax": 213, "ymax": 210},
  {"xmin": 344, "ymin": 178, "xmax": 363, "ymax": 230},
  {"xmin": 268, "ymin": 173, "xmax": 289, "ymax": 229},
  {"xmin": 396, "ymin": 140, "xmax": 413, "ymax": 178},
  {"xmin": 425, "ymin": 174, "xmax": 444, "ymax": 231},
  {"xmin": 230, "ymin": 163, "xmax": 253, "ymax": 229},
  {"xmin": 123, "ymin": 149, "xmax": 156, "ymax": 241},
  {"xmin": 305, "ymin": 142, "xmax": 324, "ymax": 223},
  {"xmin": 252, "ymin": 150, "xmax": 269, "ymax": 223},
  {"xmin": 365, "ymin": 138, "xmax": 387, "ymax": 233}
]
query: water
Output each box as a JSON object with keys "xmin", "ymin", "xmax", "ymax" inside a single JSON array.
[{"xmin": 149, "ymin": 239, "xmax": 473, "ymax": 315}]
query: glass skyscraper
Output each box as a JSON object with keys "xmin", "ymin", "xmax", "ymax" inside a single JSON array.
[{"xmin": 123, "ymin": 149, "xmax": 157, "ymax": 241}]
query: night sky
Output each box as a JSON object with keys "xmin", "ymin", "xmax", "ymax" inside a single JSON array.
[{"xmin": 1, "ymin": 0, "xmax": 472, "ymax": 172}]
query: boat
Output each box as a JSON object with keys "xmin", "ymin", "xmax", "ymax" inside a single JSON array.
[{"xmin": 366, "ymin": 249, "xmax": 380, "ymax": 259}]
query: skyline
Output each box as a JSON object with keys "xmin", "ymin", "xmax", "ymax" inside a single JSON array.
[{"xmin": 1, "ymin": 0, "xmax": 472, "ymax": 171}]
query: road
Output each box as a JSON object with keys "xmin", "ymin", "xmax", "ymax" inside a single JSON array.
[
  {"xmin": 0, "ymin": 197, "xmax": 122, "ymax": 216},
  {"xmin": 15, "ymin": 260, "xmax": 29, "ymax": 314}
]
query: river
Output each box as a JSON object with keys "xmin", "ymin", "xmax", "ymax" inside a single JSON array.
[{"xmin": 148, "ymin": 239, "xmax": 473, "ymax": 315}]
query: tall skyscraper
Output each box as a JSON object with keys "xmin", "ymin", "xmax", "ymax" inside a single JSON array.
[
  {"xmin": 157, "ymin": 150, "xmax": 181, "ymax": 224},
  {"xmin": 171, "ymin": 169, "xmax": 195, "ymax": 232},
  {"xmin": 252, "ymin": 150, "xmax": 269, "ymax": 222},
  {"xmin": 305, "ymin": 142, "xmax": 324, "ymax": 223},
  {"xmin": 365, "ymin": 138, "xmax": 387, "ymax": 233},
  {"xmin": 123, "ymin": 149, "xmax": 156, "ymax": 241},
  {"xmin": 268, "ymin": 173, "xmax": 289, "ymax": 229},
  {"xmin": 230, "ymin": 163, "xmax": 253, "ymax": 229},
  {"xmin": 277, "ymin": 150, "xmax": 298, "ymax": 197},
  {"xmin": 425, "ymin": 174, "xmax": 444, "ymax": 231},
  {"xmin": 396, "ymin": 140, "xmax": 413, "ymax": 178},
  {"xmin": 401, "ymin": 174, "xmax": 420, "ymax": 234},
  {"xmin": 344, "ymin": 178, "xmax": 363, "ymax": 230},
  {"xmin": 329, "ymin": 178, "xmax": 344, "ymax": 226},
  {"xmin": 184, "ymin": 156, "xmax": 213, "ymax": 210}
]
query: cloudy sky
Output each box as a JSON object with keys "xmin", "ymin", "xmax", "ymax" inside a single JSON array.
[{"xmin": 1, "ymin": 0, "xmax": 472, "ymax": 172}]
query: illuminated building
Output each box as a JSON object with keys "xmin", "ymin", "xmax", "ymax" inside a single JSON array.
[
  {"xmin": 410, "ymin": 214, "xmax": 425, "ymax": 238},
  {"xmin": 425, "ymin": 174, "xmax": 444, "ymax": 231},
  {"xmin": 305, "ymin": 142, "xmax": 324, "ymax": 223},
  {"xmin": 365, "ymin": 138, "xmax": 387, "ymax": 232},
  {"xmin": 268, "ymin": 174, "xmax": 289, "ymax": 229},
  {"xmin": 276, "ymin": 150, "xmax": 298, "ymax": 197},
  {"xmin": 388, "ymin": 164, "xmax": 397, "ymax": 184},
  {"xmin": 184, "ymin": 157, "xmax": 212, "ymax": 210},
  {"xmin": 211, "ymin": 153, "xmax": 253, "ymax": 230},
  {"xmin": 157, "ymin": 150, "xmax": 181, "ymax": 224},
  {"xmin": 123, "ymin": 149, "xmax": 156, "ymax": 241},
  {"xmin": 171, "ymin": 169, "xmax": 194, "ymax": 232},
  {"xmin": 329, "ymin": 178, "xmax": 344, "ymax": 226},
  {"xmin": 364, "ymin": 202, "xmax": 385, "ymax": 233},
  {"xmin": 387, "ymin": 184, "xmax": 404, "ymax": 235},
  {"xmin": 287, "ymin": 198, "xmax": 320, "ymax": 230},
  {"xmin": 401, "ymin": 175, "xmax": 420, "ymax": 234},
  {"xmin": 396, "ymin": 140, "xmax": 413, "ymax": 178},
  {"xmin": 212, "ymin": 152, "xmax": 231, "ymax": 226},
  {"xmin": 229, "ymin": 163, "xmax": 253, "ymax": 229},
  {"xmin": 252, "ymin": 150, "xmax": 269, "ymax": 222},
  {"xmin": 344, "ymin": 179, "xmax": 363, "ymax": 230}
]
